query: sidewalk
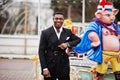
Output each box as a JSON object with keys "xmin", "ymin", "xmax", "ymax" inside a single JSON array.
[{"xmin": 0, "ymin": 56, "xmax": 40, "ymax": 80}]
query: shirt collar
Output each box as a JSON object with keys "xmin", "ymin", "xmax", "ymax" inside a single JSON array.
[{"xmin": 53, "ymin": 25, "xmax": 63, "ymax": 33}]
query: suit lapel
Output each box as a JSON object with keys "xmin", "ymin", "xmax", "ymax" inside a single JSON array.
[
  {"xmin": 49, "ymin": 26, "xmax": 59, "ymax": 43},
  {"xmin": 49, "ymin": 27, "xmax": 70, "ymax": 44},
  {"xmin": 59, "ymin": 28, "xmax": 68, "ymax": 43}
]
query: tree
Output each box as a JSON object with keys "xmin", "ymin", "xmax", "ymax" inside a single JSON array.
[
  {"xmin": 0, "ymin": 0, "xmax": 12, "ymax": 33},
  {"xmin": 113, "ymin": 0, "xmax": 120, "ymax": 21},
  {"xmin": 51, "ymin": 0, "xmax": 82, "ymax": 22},
  {"xmin": 51, "ymin": 0, "xmax": 120, "ymax": 22}
]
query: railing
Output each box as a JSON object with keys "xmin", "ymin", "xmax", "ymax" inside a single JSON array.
[{"xmin": 0, "ymin": 35, "xmax": 39, "ymax": 54}]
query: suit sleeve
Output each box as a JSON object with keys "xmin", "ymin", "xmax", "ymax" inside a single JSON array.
[
  {"xmin": 38, "ymin": 31, "xmax": 47, "ymax": 70},
  {"xmin": 68, "ymin": 30, "xmax": 81, "ymax": 47}
]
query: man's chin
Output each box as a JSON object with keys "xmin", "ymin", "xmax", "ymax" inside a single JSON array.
[{"xmin": 55, "ymin": 25, "xmax": 62, "ymax": 28}]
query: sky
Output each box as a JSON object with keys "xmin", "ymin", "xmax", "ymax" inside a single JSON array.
[{"xmin": 15, "ymin": 0, "xmax": 51, "ymax": 3}]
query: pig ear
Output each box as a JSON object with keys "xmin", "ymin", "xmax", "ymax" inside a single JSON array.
[
  {"xmin": 113, "ymin": 9, "xmax": 119, "ymax": 15},
  {"xmin": 95, "ymin": 11, "xmax": 102, "ymax": 19}
]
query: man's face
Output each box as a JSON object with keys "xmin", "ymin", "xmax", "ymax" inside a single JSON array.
[
  {"xmin": 101, "ymin": 11, "xmax": 116, "ymax": 24},
  {"xmin": 53, "ymin": 14, "xmax": 64, "ymax": 29}
]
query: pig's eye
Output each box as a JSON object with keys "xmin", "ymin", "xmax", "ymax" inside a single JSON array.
[{"xmin": 106, "ymin": 14, "xmax": 110, "ymax": 17}]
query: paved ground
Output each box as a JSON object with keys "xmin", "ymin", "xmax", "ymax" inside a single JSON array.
[
  {"xmin": 0, "ymin": 55, "xmax": 96, "ymax": 80},
  {"xmin": 0, "ymin": 56, "xmax": 115, "ymax": 80},
  {"xmin": 0, "ymin": 56, "xmax": 95, "ymax": 80},
  {"xmin": 0, "ymin": 59, "xmax": 39, "ymax": 80}
]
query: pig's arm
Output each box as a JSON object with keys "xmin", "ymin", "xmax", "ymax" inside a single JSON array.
[{"xmin": 88, "ymin": 32, "xmax": 100, "ymax": 47}]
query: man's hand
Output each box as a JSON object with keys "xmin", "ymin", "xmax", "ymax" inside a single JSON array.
[
  {"xmin": 58, "ymin": 43, "xmax": 69, "ymax": 49},
  {"xmin": 43, "ymin": 69, "xmax": 51, "ymax": 77}
]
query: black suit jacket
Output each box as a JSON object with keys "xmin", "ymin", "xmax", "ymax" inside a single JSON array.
[{"xmin": 39, "ymin": 26, "xmax": 80, "ymax": 77}]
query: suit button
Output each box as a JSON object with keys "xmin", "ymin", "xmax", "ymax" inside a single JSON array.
[
  {"xmin": 54, "ymin": 53, "xmax": 57, "ymax": 56},
  {"xmin": 52, "ymin": 60, "xmax": 55, "ymax": 62}
]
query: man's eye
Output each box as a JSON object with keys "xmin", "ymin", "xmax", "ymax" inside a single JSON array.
[
  {"xmin": 55, "ymin": 18, "xmax": 58, "ymax": 20},
  {"xmin": 59, "ymin": 18, "xmax": 63, "ymax": 20},
  {"xmin": 55, "ymin": 18, "xmax": 63, "ymax": 20}
]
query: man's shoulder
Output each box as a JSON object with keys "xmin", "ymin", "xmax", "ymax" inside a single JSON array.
[
  {"xmin": 63, "ymin": 27, "xmax": 71, "ymax": 32},
  {"xmin": 42, "ymin": 26, "xmax": 53, "ymax": 32}
]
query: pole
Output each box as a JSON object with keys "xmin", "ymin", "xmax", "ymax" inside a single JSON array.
[
  {"xmin": 38, "ymin": 0, "xmax": 41, "ymax": 35},
  {"xmin": 82, "ymin": 0, "xmax": 85, "ymax": 24},
  {"xmin": 68, "ymin": 4, "xmax": 71, "ymax": 19},
  {"xmin": 82, "ymin": 0, "xmax": 85, "ymax": 31},
  {"xmin": 24, "ymin": 0, "xmax": 28, "ymax": 55}
]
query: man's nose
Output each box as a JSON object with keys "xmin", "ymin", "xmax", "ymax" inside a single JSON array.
[{"xmin": 57, "ymin": 19, "xmax": 61, "ymax": 21}]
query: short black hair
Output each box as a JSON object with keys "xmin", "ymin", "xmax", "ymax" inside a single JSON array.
[{"xmin": 53, "ymin": 12, "xmax": 64, "ymax": 17}]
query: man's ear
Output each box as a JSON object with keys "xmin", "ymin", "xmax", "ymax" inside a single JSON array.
[
  {"xmin": 113, "ymin": 9, "xmax": 119, "ymax": 15},
  {"xmin": 95, "ymin": 11, "xmax": 102, "ymax": 19}
]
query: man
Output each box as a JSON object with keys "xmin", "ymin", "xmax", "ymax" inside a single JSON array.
[{"xmin": 38, "ymin": 12, "xmax": 80, "ymax": 80}]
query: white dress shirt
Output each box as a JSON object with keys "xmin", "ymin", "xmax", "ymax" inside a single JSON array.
[{"xmin": 53, "ymin": 26, "xmax": 63, "ymax": 39}]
